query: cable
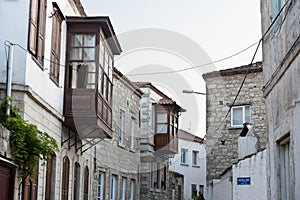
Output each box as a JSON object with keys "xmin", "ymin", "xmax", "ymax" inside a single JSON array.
[{"xmin": 208, "ymin": 0, "xmax": 293, "ymax": 151}]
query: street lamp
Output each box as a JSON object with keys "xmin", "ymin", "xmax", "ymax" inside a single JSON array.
[{"xmin": 182, "ymin": 90, "xmax": 206, "ymax": 95}]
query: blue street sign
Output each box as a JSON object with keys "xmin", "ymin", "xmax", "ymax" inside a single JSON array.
[{"xmin": 237, "ymin": 177, "xmax": 251, "ymax": 185}]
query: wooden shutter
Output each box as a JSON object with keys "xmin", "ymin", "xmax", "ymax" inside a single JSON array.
[
  {"xmin": 28, "ymin": 0, "xmax": 38, "ymax": 54},
  {"xmin": 61, "ymin": 157, "xmax": 70, "ymax": 200},
  {"xmin": 45, "ymin": 155, "xmax": 54, "ymax": 200},
  {"xmin": 36, "ymin": 0, "xmax": 47, "ymax": 64}
]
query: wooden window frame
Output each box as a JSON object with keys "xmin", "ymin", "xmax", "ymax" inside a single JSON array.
[
  {"xmin": 83, "ymin": 166, "xmax": 89, "ymax": 200},
  {"xmin": 73, "ymin": 163, "xmax": 80, "ymax": 200},
  {"xmin": 61, "ymin": 157, "xmax": 70, "ymax": 200},
  {"xmin": 28, "ymin": 0, "xmax": 47, "ymax": 68},
  {"xmin": 45, "ymin": 155, "xmax": 56, "ymax": 200}
]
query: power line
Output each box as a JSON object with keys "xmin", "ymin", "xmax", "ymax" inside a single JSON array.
[{"xmin": 209, "ymin": 0, "xmax": 293, "ymax": 146}]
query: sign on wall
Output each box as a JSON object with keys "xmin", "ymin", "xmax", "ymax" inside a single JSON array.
[{"xmin": 237, "ymin": 177, "xmax": 251, "ymax": 185}]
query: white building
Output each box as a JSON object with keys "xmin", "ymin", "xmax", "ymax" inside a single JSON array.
[{"xmin": 169, "ymin": 129, "xmax": 206, "ymax": 200}]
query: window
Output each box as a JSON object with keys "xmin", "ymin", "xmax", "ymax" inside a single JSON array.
[
  {"xmin": 279, "ymin": 137, "xmax": 290, "ymax": 200},
  {"xmin": 181, "ymin": 149, "xmax": 188, "ymax": 164},
  {"xmin": 23, "ymin": 162, "xmax": 39, "ymax": 200},
  {"xmin": 199, "ymin": 185, "xmax": 204, "ymax": 195},
  {"xmin": 129, "ymin": 179, "xmax": 135, "ymax": 200},
  {"xmin": 28, "ymin": 0, "xmax": 47, "ymax": 66},
  {"xmin": 45, "ymin": 155, "xmax": 56, "ymax": 200},
  {"xmin": 156, "ymin": 113, "xmax": 168, "ymax": 133},
  {"xmin": 272, "ymin": 0, "xmax": 283, "ymax": 19},
  {"xmin": 121, "ymin": 177, "xmax": 127, "ymax": 200},
  {"xmin": 156, "ymin": 163, "xmax": 161, "ymax": 189},
  {"xmin": 170, "ymin": 114, "xmax": 178, "ymax": 136},
  {"xmin": 119, "ymin": 110, "xmax": 125, "ymax": 145},
  {"xmin": 191, "ymin": 184, "xmax": 197, "ymax": 198},
  {"xmin": 83, "ymin": 166, "xmax": 89, "ymax": 200},
  {"xmin": 130, "ymin": 118, "xmax": 136, "ymax": 149},
  {"xmin": 98, "ymin": 172, "xmax": 105, "ymax": 200},
  {"xmin": 50, "ymin": 4, "xmax": 63, "ymax": 84},
  {"xmin": 73, "ymin": 163, "xmax": 80, "ymax": 200},
  {"xmin": 110, "ymin": 175, "xmax": 117, "ymax": 200},
  {"xmin": 69, "ymin": 34, "xmax": 97, "ymax": 89},
  {"xmin": 192, "ymin": 151, "xmax": 199, "ymax": 166},
  {"xmin": 231, "ymin": 105, "xmax": 250, "ymax": 127},
  {"xmin": 61, "ymin": 157, "xmax": 70, "ymax": 200}
]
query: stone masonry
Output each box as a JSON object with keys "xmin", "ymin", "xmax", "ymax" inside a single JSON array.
[{"xmin": 203, "ymin": 62, "xmax": 266, "ymax": 181}]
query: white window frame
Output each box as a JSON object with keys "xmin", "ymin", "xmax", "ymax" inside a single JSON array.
[
  {"xmin": 279, "ymin": 137, "xmax": 290, "ymax": 200},
  {"xmin": 121, "ymin": 177, "xmax": 127, "ymax": 200},
  {"xmin": 110, "ymin": 175, "xmax": 118, "ymax": 200},
  {"xmin": 181, "ymin": 148, "xmax": 188, "ymax": 165},
  {"xmin": 230, "ymin": 105, "xmax": 251, "ymax": 127},
  {"xmin": 192, "ymin": 151, "xmax": 200, "ymax": 167},
  {"xmin": 129, "ymin": 179, "xmax": 135, "ymax": 200},
  {"xmin": 119, "ymin": 110, "xmax": 125, "ymax": 145},
  {"xmin": 130, "ymin": 117, "xmax": 135, "ymax": 150},
  {"xmin": 98, "ymin": 172, "xmax": 105, "ymax": 200}
]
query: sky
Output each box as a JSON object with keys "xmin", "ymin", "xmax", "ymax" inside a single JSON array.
[{"xmin": 81, "ymin": 0, "xmax": 262, "ymax": 137}]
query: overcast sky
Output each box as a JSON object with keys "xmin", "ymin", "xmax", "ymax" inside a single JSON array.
[{"xmin": 81, "ymin": 0, "xmax": 262, "ymax": 137}]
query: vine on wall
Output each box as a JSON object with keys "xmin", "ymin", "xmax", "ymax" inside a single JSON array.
[{"xmin": 0, "ymin": 98, "xmax": 59, "ymax": 179}]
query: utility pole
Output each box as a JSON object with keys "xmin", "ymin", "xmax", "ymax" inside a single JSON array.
[{"xmin": 5, "ymin": 41, "xmax": 14, "ymax": 115}]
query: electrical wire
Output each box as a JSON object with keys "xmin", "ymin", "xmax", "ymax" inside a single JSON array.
[{"xmin": 209, "ymin": 0, "xmax": 293, "ymax": 148}]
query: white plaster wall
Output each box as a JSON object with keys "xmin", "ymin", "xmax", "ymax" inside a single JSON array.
[
  {"xmin": 238, "ymin": 136, "xmax": 258, "ymax": 160},
  {"xmin": 213, "ymin": 175, "xmax": 232, "ymax": 200},
  {"xmin": 232, "ymin": 149, "xmax": 267, "ymax": 200},
  {"xmin": 170, "ymin": 138, "xmax": 206, "ymax": 200}
]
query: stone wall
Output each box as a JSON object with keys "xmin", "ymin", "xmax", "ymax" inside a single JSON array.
[
  {"xmin": 0, "ymin": 124, "xmax": 12, "ymax": 159},
  {"xmin": 203, "ymin": 63, "xmax": 266, "ymax": 181},
  {"xmin": 168, "ymin": 171, "xmax": 184, "ymax": 200}
]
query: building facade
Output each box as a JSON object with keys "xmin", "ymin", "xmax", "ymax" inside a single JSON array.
[
  {"xmin": 260, "ymin": 0, "xmax": 300, "ymax": 199},
  {"xmin": 0, "ymin": 1, "xmax": 142, "ymax": 200},
  {"xmin": 134, "ymin": 82, "xmax": 184, "ymax": 200},
  {"xmin": 169, "ymin": 129, "xmax": 206, "ymax": 200},
  {"xmin": 202, "ymin": 62, "xmax": 266, "ymax": 189}
]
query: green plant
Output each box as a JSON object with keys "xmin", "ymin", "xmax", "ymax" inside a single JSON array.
[{"xmin": 0, "ymin": 97, "xmax": 59, "ymax": 179}]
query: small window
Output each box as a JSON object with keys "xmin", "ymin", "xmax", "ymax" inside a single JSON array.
[
  {"xmin": 231, "ymin": 105, "xmax": 251, "ymax": 127},
  {"xmin": 73, "ymin": 163, "xmax": 80, "ymax": 200},
  {"xmin": 199, "ymin": 185, "xmax": 204, "ymax": 195},
  {"xmin": 272, "ymin": 0, "xmax": 283, "ymax": 20},
  {"xmin": 192, "ymin": 151, "xmax": 199, "ymax": 166},
  {"xmin": 61, "ymin": 157, "xmax": 70, "ymax": 200},
  {"xmin": 129, "ymin": 179, "xmax": 135, "ymax": 200},
  {"xmin": 181, "ymin": 149, "xmax": 188, "ymax": 164},
  {"xmin": 119, "ymin": 110, "xmax": 125, "ymax": 145},
  {"xmin": 121, "ymin": 177, "xmax": 127, "ymax": 200},
  {"xmin": 98, "ymin": 172, "xmax": 105, "ymax": 200},
  {"xmin": 279, "ymin": 137, "xmax": 291, "ymax": 200},
  {"xmin": 191, "ymin": 184, "xmax": 197, "ymax": 198},
  {"xmin": 83, "ymin": 166, "xmax": 89, "ymax": 200},
  {"xmin": 130, "ymin": 118, "xmax": 136, "ymax": 149},
  {"xmin": 156, "ymin": 113, "xmax": 168, "ymax": 134},
  {"xmin": 110, "ymin": 175, "xmax": 118, "ymax": 200},
  {"xmin": 45, "ymin": 155, "xmax": 56, "ymax": 200}
]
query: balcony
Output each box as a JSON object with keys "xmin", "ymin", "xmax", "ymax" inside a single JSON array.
[{"xmin": 64, "ymin": 88, "xmax": 112, "ymax": 139}]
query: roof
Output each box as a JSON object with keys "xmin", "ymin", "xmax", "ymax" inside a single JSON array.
[
  {"xmin": 178, "ymin": 129, "xmax": 204, "ymax": 143},
  {"xmin": 202, "ymin": 62, "xmax": 262, "ymax": 80},
  {"xmin": 169, "ymin": 170, "xmax": 184, "ymax": 178},
  {"xmin": 133, "ymin": 82, "xmax": 185, "ymax": 112},
  {"xmin": 113, "ymin": 68, "xmax": 143, "ymax": 96},
  {"xmin": 72, "ymin": 0, "xmax": 86, "ymax": 16},
  {"xmin": 66, "ymin": 16, "xmax": 122, "ymax": 55}
]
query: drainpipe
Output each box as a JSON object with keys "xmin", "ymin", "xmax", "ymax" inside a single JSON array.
[{"xmin": 4, "ymin": 41, "xmax": 14, "ymax": 115}]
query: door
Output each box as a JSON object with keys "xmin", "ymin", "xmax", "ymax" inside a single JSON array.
[{"xmin": 0, "ymin": 163, "xmax": 15, "ymax": 200}]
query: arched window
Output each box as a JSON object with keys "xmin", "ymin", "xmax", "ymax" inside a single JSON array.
[
  {"xmin": 83, "ymin": 166, "xmax": 89, "ymax": 200},
  {"xmin": 61, "ymin": 157, "xmax": 70, "ymax": 200},
  {"xmin": 45, "ymin": 154, "xmax": 56, "ymax": 200},
  {"xmin": 74, "ymin": 162, "xmax": 80, "ymax": 200}
]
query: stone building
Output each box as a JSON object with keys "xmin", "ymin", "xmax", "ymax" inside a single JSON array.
[
  {"xmin": 134, "ymin": 82, "xmax": 185, "ymax": 200},
  {"xmin": 168, "ymin": 171, "xmax": 184, "ymax": 200},
  {"xmin": 92, "ymin": 68, "xmax": 142, "ymax": 200},
  {"xmin": 169, "ymin": 129, "xmax": 206, "ymax": 200},
  {"xmin": 202, "ymin": 62, "xmax": 266, "ymax": 186},
  {"xmin": 260, "ymin": 0, "xmax": 300, "ymax": 199}
]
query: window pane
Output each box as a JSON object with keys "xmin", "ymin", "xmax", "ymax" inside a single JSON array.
[
  {"xmin": 245, "ymin": 106, "xmax": 251, "ymax": 122},
  {"xmin": 71, "ymin": 35, "xmax": 83, "ymax": 47},
  {"xmin": 157, "ymin": 113, "xmax": 167, "ymax": 123},
  {"xmin": 232, "ymin": 107, "xmax": 243, "ymax": 126},
  {"xmin": 70, "ymin": 48, "xmax": 82, "ymax": 60},
  {"xmin": 157, "ymin": 124, "xmax": 167, "ymax": 133},
  {"xmin": 83, "ymin": 48, "xmax": 95, "ymax": 60},
  {"xmin": 84, "ymin": 34, "xmax": 96, "ymax": 47}
]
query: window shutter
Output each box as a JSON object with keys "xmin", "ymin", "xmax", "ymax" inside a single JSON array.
[
  {"xmin": 61, "ymin": 157, "xmax": 69, "ymax": 200},
  {"xmin": 84, "ymin": 166, "xmax": 89, "ymax": 200},
  {"xmin": 37, "ymin": 0, "xmax": 47, "ymax": 64},
  {"xmin": 28, "ymin": 0, "xmax": 38, "ymax": 55}
]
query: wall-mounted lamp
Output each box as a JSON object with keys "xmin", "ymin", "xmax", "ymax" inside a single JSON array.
[{"xmin": 182, "ymin": 89, "xmax": 206, "ymax": 95}]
